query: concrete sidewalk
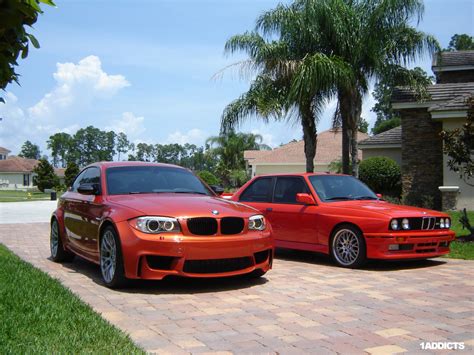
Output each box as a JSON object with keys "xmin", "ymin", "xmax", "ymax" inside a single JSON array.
[{"xmin": 0, "ymin": 201, "xmax": 57, "ymax": 224}]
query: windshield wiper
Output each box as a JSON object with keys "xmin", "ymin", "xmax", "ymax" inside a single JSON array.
[
  {"xmin": 173, "ymin": 191, "xmax": 207, "ymax": 195},
  {"xmin": 325, "ymin": 196, "xmax": 355, "ymax": 201},
  {"xmin": 354, "ymin": 196, "xmax": 379, "ymax": 200}
]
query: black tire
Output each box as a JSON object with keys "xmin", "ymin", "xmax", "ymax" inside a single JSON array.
[
  {"xmin": 330, "ymin": 224, "xmax": 366, "ymax": 268},
  {"xmin": 50, "ymin": 219, "xmax": 75, "ymax": 262},
  {"xmin": 100, "ymin": 226, "xmax": 127, "ymax": 288}
]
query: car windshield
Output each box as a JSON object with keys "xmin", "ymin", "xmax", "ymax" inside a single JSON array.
[
  {"xmin": 106, "ymin": 166, "xmax": 212, "ymax": 196},
  {"xmin": 308, "ymin": 175, "xmax": 378, "ymax": 202}
]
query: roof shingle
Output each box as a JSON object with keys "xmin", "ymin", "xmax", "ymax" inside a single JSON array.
[
  {"xmin": 392, "ymin": 82, "xmax": 474, "ymax": 103},
  {"xmin": 246, "ymin": 129, "xmax": 368, "ymax": 165},
  {"xmin": 0, "ymin": 157, "xmax": 38, "ymax": 173},
  {"xmin": 433, "ymin": 50, "xmax": 474, "ymax": 69},
  {"xmin": 359, "ymin": 126, "xmax": 401, "ymax": 147}
]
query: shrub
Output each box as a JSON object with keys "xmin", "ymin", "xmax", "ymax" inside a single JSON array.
[
  {"xmin": 33, "ymin": 158, "xmax": 60, "ymax": 192},
  {"xmin": 359, "ymin": 156, "xmax": 401, "ymax": 197},
  {"xmin": 197, "ymin": 170, "xmax": 220, "ymax": 186},
  {"xmin": 64, "ymin": 162, "xmax": 80, "ymax": 187}
]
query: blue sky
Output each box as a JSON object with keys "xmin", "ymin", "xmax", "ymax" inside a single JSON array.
[{"xmin": 1, "ymin": 0, "xmax": 473, "ymax": 155}]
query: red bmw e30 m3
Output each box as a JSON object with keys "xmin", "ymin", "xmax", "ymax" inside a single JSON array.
[
  {"xmin": 232, "ymin": 173, "xmax": 455, "ymax": 268},
  {"xmin": 50, "ymin": 162, "xmax": 273, "ymax": 288}
]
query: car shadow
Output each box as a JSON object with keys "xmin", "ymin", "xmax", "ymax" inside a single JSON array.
[
  {"xmin": 52, "ymin": 256, "xmax": 268, "ymax": 294},
  {"xmin": 274, "ymin": 248, "xmax": 447, "ymax": 271}
]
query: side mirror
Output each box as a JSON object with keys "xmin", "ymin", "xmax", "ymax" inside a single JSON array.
[
  {"xmin": 78, "ymin": 183, "xmax": 99, "ymax": 195},
  {"xmin": 376, "ymin": 193, "xmax": 383, "ymax": 199},
  {"xmin": 210, "ymin": 185, "xmax": 225, "ymax": 196},
  {"xmin": 296, "ymin": 193, "xmax": 316, "ymax": 205}
]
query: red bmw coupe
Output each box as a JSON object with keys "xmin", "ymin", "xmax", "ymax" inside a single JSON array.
[
  {"xmin": 51, "ymin": 162, "xmax": 273, "ymax": 287},
  {"xmin": 232, "ymin": 173, "xmax": 455, "ymax": 268}
]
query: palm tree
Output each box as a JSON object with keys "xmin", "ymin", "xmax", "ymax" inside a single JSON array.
[
  {"xmin": 206, "ymin": 131, "xmax": 269, "ymax": 186},
  {"xmin": 220, "ymin": 22, "xmax": 350, "ymax": 172},
  {"xmin": 255, "ymin": 0, "xmax": 438, "ymax": 176}
]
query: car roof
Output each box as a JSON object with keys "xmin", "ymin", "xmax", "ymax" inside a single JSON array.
[
  {"xmin": 86, "ymin": 161, "xmax": 186, "ymax": 170},
  {"xmin": 254, "ymin": 172, "xmax": 350, "ymax": 178}
]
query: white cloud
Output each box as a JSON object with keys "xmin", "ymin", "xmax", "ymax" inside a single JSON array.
[
  {"xmin": 0, "ymin": 56, "xmax": 130, "ymax": 154},
  {"xmin": 250, "ymin": 128, "xmax": 275, "ymax": 148},
  {"xmin": 28, "ymin": 55, "xmax": 129, "ymax": 121},
  {"xmin": 166, "ymin": 128, "xmax": 207, "ymax": 146},
  {"xmin": 105, "ymin": 112, "xmax": 146, "ymax": 140}
]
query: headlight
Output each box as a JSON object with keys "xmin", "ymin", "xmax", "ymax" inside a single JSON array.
[
  {"xmin": 402, "ymin": 218, "xmax": 410, "ymax": 230},
  {"xmin": 131, "ymin": 216, "xmax": 181, "ymax": 234},
  {"xmin": 390, "ymin": 219, "xmax": 399, "ymax": 230},
  {"xmin": 249, "ymin": 215, "xmax": 266, "ymax": 231},
  {"xmin": 439, "ymin": 218, "xmax": 445, "ymax": 229},
  {"xmin": 445, "ymin": 218, "xmax": 451, "ymax": 228}
]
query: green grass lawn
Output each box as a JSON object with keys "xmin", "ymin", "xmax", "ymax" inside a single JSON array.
[
  {"xmin": 445, "ymin": 210, "xmax": 474, "ymax": 260},
  {"xmin": 0, "ymin": 244, "xmax": 143, "ymax": 353},
  {"xmin": 0, "ymin": 190, "xmax": 51, "ymax": 202}
]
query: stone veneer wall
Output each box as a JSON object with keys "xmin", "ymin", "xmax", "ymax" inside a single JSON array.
[
  {"xmin": 401, "ymin": 109, "xmax": 444, "ymax": 210},
  {"xmin": 436, "ymin": 70, "xmax": 474, "ymax": 84}
]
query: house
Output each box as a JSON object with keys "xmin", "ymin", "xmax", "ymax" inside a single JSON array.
[
  {"xmin": 0, "ymin": 156, "xmax": 38, "ymax": 189},
  {"xmin": 0, "ymin": 147, "xmax": 65, "ymax": 190},
  {"xmin": 390, "ymin": 50, "xmax": 474, "ymax": 210},
  {"xmin": 359, "ymin": 126, "xmax": 402, "ymax": 166},
  {"xmin": 0, "ymin": 146, "xmax": 10, "ymax": 160},
  {"xmin": 244, "ymin": 129, "xmax": 369, "ymax": 177}
]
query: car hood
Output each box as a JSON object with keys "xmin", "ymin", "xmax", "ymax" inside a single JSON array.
[
  {"xmin": 326, "ymin": 200, "xmax": 446, "ymax": 218},
  {"xmin": 107, "ymin": 193, "xmax": 260, "ymax": 218}
]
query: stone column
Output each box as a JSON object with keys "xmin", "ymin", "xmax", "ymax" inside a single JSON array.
[{"xmin": 438, "ymin": 186, "xmax": 460, "ymax": 211}]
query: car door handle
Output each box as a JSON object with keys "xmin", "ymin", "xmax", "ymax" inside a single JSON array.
[{"xmin": 265, "ymin": 208, "xmax": 273, "ymax": 212}]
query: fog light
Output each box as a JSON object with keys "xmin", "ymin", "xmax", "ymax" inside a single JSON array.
[{"xmin": 388, "ymin": 244, "xmax": 399, "ymax": 251}]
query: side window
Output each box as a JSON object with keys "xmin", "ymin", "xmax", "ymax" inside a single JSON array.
[
  {"xmin": 71, "ymin": 168, "xmax": 101, "ymax": 192},
  {"xmin": 239, "ymin": 177, "xmax": 273, "ymax": 202},
  {"xmin": 71, "ymin": 169, "xmax": 88, "ymax": 192},
  {"xmin": 273, "ymin": 177, "xmax": 309, "ymax": 204}
]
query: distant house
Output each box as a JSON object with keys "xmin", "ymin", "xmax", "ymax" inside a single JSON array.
[
  {"xmin": 0, "ymin": 147, "xmax": 65, "ymax": 189},
  {"xmin": 359, "ymin": 126, "xmax": 402, "ymax": 166},
  {"xmin": 244, "ymin": 129, "xmax": 369, "ymax": 177},
  {"xmin": 0, "ymin": 155, "xmax": 38, "ymax": 189},
  {"xmin": 390, "ymin": 50, "xmax": 474, "ymax": 210},
  {"xmin": 0, "ymin": 146, "xmax": 10, "ymax": 161}
]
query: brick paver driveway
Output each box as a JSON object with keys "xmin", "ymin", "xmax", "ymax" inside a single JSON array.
[{"xmin": 1, "ymin": 223, "xmax": 473, "ymax": 354}]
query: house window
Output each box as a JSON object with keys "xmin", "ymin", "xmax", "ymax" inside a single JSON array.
[{"xmin": 23, "ymin": 174, "xmax": 30, "ymax": 186}]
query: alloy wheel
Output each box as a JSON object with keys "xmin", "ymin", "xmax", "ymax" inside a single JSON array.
[
  {"xmin": 50, "ymin": 220, "xmax": 59, "ymax": 258},
  {"xmin": 332, "ymin": 228, "xmax": 360, "ymax": 266},
  {"xmin": 101, "ymin": 230, "xmax": 117, "ymax": 283}
]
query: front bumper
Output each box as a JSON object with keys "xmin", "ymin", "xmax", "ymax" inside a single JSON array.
[
  {"xmin": 115, "ymin": 221, "xmax": 274, "ymax": 279},
  {"xmin": 364, "ymin": 230, "xmax": 455, "ymax": 260}
]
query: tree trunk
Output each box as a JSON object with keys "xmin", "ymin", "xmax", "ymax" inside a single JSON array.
[
  {"xmin": 338, "ymin": 92, "xmax": 351, "ymax": 174},
  {"xmin": 339, "ymin": 88, "xmax": 362, "ymax": 177},
  {"xmin": 350, "ymin": 91, "xmax": 362, "ymax": 177},
  {"xmin": 300, "ymin": 103, "xmax": 317, "ymax": 173}
]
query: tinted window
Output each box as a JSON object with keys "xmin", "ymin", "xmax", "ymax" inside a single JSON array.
[
  {"xmin": 71, "ymin": 167, "xmax": 101, "ymax": 192},
  {"xmin": 309, "ymin": 175, "xmax": 377, "ymax": 202},
  {"xmin": 239, "ymin": 177, "xmax": 273, "ymax": 202},
  {"xmin": 106, "ymin": 166, "xmax": 211, "ymax": 195},
  {"xmin": 273, "ymin": 177, "xmax": 309, "ymax": 204}
]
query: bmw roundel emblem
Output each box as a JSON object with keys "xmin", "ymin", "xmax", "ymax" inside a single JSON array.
[{"xmin": 212, "ymin": 210, "xmax": 219, "ymax": 215}]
